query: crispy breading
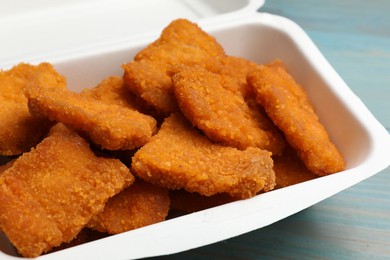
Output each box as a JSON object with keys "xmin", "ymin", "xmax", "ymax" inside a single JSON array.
[
  {"xmin": 0, "ymin": 124, "xmax": 134, "ymax": 257},
  {"xmin": 216, "ymin": 56, "xmax": 258, "ymax": 97},
  {"xmin": 134, "ymin": 19, "xmax": 225, "ymax": 64},
  {"xmin": 172, "ymin": 65, "xmax": 285, "ymax": 155},
  {"xmin": 88, "ymin": 179, "xmax": 170, "ymax": 234},
  {"xmin": 0, "ymin": 63, "xmax": 66, "ymax": 155},
  {"xmin": 80, "ymin": 76, "xmax": 139, "ymax": 110},
  {"xmin": 26, "ymin": 83, "xmax": 157, "ymax": 151},
  {"xmin": 170, "ymin": 189, "xmax": 236, "ymax": 214},
  {"xmin": 122, "ymin": 59, "xmax": 179, "ymax": 115},
  {"xmin": 273, "ymin": 145, "xmax": 317, "ymax": 188},
  {"xmin": 7, "ymin": 63, "xmax": 66, "ymax": 87},
  {"xmin": 247, "ymin": 62, "xmax": 345, "ymax": 175},
  {"xmin": 131, "ymin": 113, "xmax": 275, "ymax": 199},
  {"xmin": 81, "ymin": 75, "xmax": 160, "ymax": 119},
  {"xmin": 122, "ymin": 19, "xmax": 226, "ymax": 115}
]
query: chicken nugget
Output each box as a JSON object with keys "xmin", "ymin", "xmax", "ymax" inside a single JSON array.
[
  {"xmin": 0, "ymin": 124, "xmax": 134, "ymax": 257},
  {"xmin": 172, "ymin": 66, "xmax": 284, "ymax": 155},
  {"xmin": 122, "ymin": 19, "xmax": 226, "ymax": 115},
  {"xmin": 132, "ymin": 113, "xmax": 275, "ymax": 199},
  {"xmin": 216, "ymin": 56, "xmax": 258, "ymax": 97},
  {"xmin": 81, "ymin": 75, "xmax": 162, "ymax": 120},
  {"xmin": 0, "ymin": 63, "xmax": 66, "ymax": 156},
  {"xmin": 122, "ymin": 60, "xmax": 179, "ymax": 115},
  {"xmin": 26, "ymin": 84, "xmax": 157, "ymax": 151},
  {"xmin": 134, "ymin": 19, "xmax": 225, "ymax": 64},
  {"xmin": 80, "ymin": 76, "xmax": 139, "ymax": 109},
  {"xmin": 88, "ymin": 179, "xmax": 170, "ymax": 234},
  {"xmin": 247, "ymin": 62, "xmax": 345, "ymax": 175},
  {"xmin": 273, "ymin": 145, "xmax": 317, "ymax": 188}
]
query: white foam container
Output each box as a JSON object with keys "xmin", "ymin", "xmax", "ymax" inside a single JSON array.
[{"xmin": 1, "ymin": 0, "xmax": 389, "ymax": 259}]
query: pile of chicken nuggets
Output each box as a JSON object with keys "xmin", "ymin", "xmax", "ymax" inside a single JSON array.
[{"xmin": 0, "ymin": 19, "xmax": 345, "ymax": 257}]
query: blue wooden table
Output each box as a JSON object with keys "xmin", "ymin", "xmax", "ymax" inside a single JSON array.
[{"xmin": 154, "ymin": 1, "xmax": 390, "ymax": 259}]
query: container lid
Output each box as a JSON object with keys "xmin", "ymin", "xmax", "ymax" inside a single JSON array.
[{"xmin": 0, "ymin": 0, "xmax": 264, "ymax": 67}]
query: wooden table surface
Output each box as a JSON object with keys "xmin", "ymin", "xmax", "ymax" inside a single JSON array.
[{"xmin": 153, "ymin": 0, "xmax": 390, "ymax": 259}]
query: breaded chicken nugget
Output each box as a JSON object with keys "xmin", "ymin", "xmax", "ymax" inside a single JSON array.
[
  {"xmin": 123, "ymin": 59, "xmax": 179, "ymax": 115},
  {"xmin": 216, "ymin": 56, "xmax": 258, "ymax": 97},
  {"xmin": 247, "ymin": 63, "xmax": 345, "ymax": 175},
  {"xmin": 134, "ymin": 19, "xmax": 225, "ymax": 64},
  {"xmin": 0, "ymin": 63, "xmax": 66, "ymax": 156},
  {"xmin": 88, "ymin": 179, "xmax": 170, "ymax": 234},
  {"xmin": 0, "ymin": 124, "xmax": 134, "ymax": 257},
  {"xmin": 170, "ymin": 189, "xmax": 236, "ymax": 214},
  {"xmin": 172, "ymin": 66, "xmax": 285, "ymax": 155},
  {"xmin": 273, "ymin": 145, "xmax": 317, "ymax": 188},
  {"xmin": 132, "ymin": 113, "xmax": 275, "ymax": 199},
  {"xmin": 26, "ymin": 84, "xmax": 157, "ymax": 151},
  {"xmin": 80, "ymin": 76, "xmax": 139, "ymax": 110},
  {"xmin": 122, "ymin": 19, "xmax": 226, "ymax": 115},
  {"xmin": 81, "ymin": 75, "xmax": 159, "ymax": 119},
  {"xmin": 7, "ymin": 63, "xmax": 66, "ymax": 87}
]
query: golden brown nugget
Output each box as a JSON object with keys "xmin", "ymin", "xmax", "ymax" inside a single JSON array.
[
  {"xmin": 7, "ymin": 63, "xmax": 66, "ymax": 88},
  {"xmin": 80, "ymin": 76, "xmax": 139, "ymax": 110},
  {"xmin": 273, "ymin": 145, "xmax": 317, "ymax": 188},
  {"xmin": 132, "ymin": 113, "xmax": 275, "ymax": 199},
  {"xmin": 247, "ymin": 63, "xmax": 345, "ymax": 176},
  {"xmin": 172, "ymin": 66, "xmax": 284, "ymax": 155},
  {"xmin": 26, "ymin": 84, "xmax": 157, "ymax": 151},
  {"xmin": 123, "ymin": 60, "xmax": 179, "ymax": 115},
  {"xmin": 216, "ymin": 56, "xmax": 259, "ymax": 97},
  {"xmin": 0, "ymin": 124, "xmax": 134, "ymax": 257},
  {"xmin": 81, "ymin": 75, "xmax": 160, "ymax": 119},
  {"xmin": 88, "ymin": 179, "xmax": 170, "ymax": 234},
  {"xmin": 134, "ymin": 19, "xmax": 225, "ymax": 64},
  {"xmin": 0, "ymin": 63, "xmax": 66, "ymax": 156},
  {"xmin": 122, "ymin": 19, "xmax": 226, "ymax": 115},
  {"xmin": 170, "ymin": 190, "xmax": 236, "ymax": 214}
]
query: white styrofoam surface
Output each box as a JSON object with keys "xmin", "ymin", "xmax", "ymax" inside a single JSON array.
[
  {"xmin": 1, "ymin": 3, "xmax": 390, "ymax": 260},
  {"xmin": 0, "ymin": 0, "xmax": 264, "ymax": 68}
]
